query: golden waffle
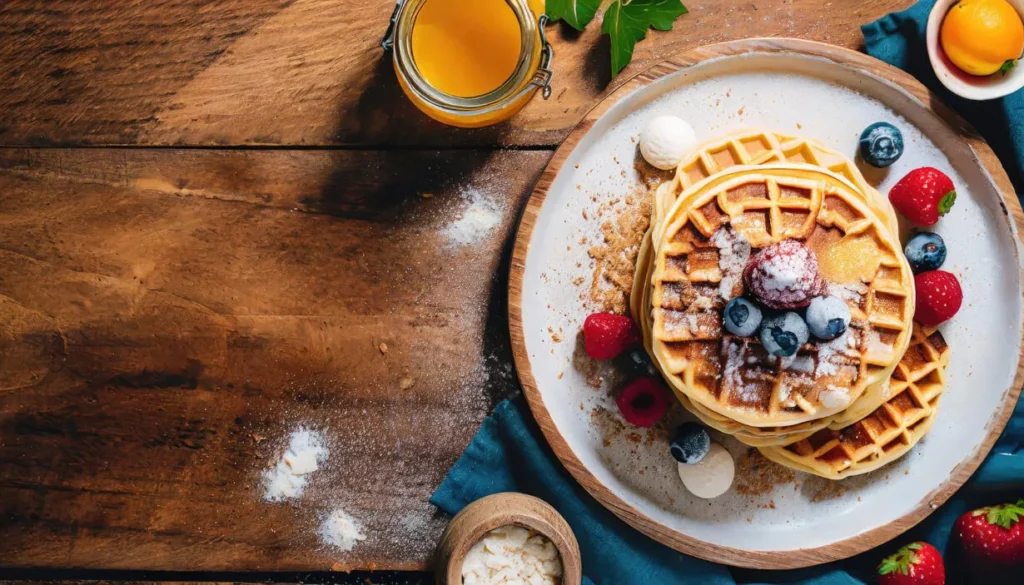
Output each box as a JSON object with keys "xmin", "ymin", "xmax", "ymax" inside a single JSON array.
[
  {"xmin": 758, "ymin": 326, "xmax": 950, "ymax": 479},
  {"xmin": 630, "ymin": 132, "xmax": 907, "ymax": 445},
  {"xmin": 633, "ymin": 231, "xmax": 843, "ymax": 446},
  {"xmin": 650, "ymin": 129, "xmax": 898, "ymax": 246},
  {"xmin": 649, "ymin": 164, "xmax": 915, "ymax": 428}
]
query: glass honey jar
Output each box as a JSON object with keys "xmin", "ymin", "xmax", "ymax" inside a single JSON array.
[{"xmin": 381, "ymin": 0, "xmax": 553, "ymax": 128}]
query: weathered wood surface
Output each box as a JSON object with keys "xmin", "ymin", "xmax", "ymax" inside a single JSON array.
[
  {"xmin": 0, "ymin": 0, "xmax": 911, "ymax": 147},
  {"xmin": 0, "ymin": 148, "xmax": 546, "ymax": 571},
  {"xmin": 0, "ymin": 0, "xmax": 920, "ymax": 575}
]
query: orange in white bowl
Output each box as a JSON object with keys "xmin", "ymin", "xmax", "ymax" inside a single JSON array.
[{"xmin": 927, "ymin": 0, "xmax": 1024, "ymax": 100}]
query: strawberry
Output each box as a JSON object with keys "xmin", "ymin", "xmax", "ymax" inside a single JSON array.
[
  {"xmin": 877, "ymin": 541, "xmax": 946, "ymax": 585},
  {"xmin": 954, "ymin": 500, "xmax": 1024, "ymax": 566},
  {"xmin": 914, "ymin": 271, "xmax": 963, "ymax": 326},
  {"xmin": 889, "ymin": 167, "xmax": 957, "ymax": 226},
  {"xmin": 615, "ymin": 377, "xmax": 669, "ymax": 427},
  {"xmin": 583, "ymin": 313, "xmax": 639, "ymax": 360}
]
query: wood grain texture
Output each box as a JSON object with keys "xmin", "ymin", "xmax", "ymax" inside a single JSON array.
[
  {"xmin": 0, "ymin": 0, "xmax": 913, "ymax": 147},
  {"xmin": 0, "ymin": 147, "xmax": 549, "ymax": 571},
  {"xmin": 508, "ymin": 38, "xmax": 1024, "ymax": 569}
]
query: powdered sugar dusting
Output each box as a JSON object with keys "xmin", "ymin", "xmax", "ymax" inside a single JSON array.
[
  {"xmin": 829, "ymin": 281, "xmax": 868, "ymax": 304},
  {"xmin": 263, "ymin": 427, "xmax": 330, "ymax": 502},
  {"xmin": 864, "ymin": 328, "xmax": 891, "ymax": 355},
  {"xmin": 784, "ymin": 355, "xmax": 815, "ymax": 375},
  {"xmin": 815, "ymin": 329, "xmax": 860, "ymax": 378},
  {"xmin": 710, "ymin": 226, "xmax": 751, "ymax": 299},
  {"xmin": 443, "ymin": 187, "xmax": 503, "ymax": 247},
  {"xmin": 319, "ymin": 507, "xmax": 367, "ymax": 552}
]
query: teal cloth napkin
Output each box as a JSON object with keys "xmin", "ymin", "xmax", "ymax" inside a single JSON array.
[{"xmin": 432, "ymin": 2, "xmax": 1023, "ymax": 583}]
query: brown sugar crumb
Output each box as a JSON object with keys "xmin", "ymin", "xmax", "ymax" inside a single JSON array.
[
  {"xmin": 809, "ymin": 480, "xmax": 849, "ymax": 503},
  {"xmin": 572, "ymin": 276, "xmax": 585, "ymax": 287},
  {"xmin": 548, "ymin": 327, "xmax": 563, "ymax": 343},
  {"xmin": 737, "ymin": 107, "xmax": 745, "ymax": 116},
  {"xmin": 557, "ymin": 371, "xmax": 564, "ymax": 380},
  {"xmin": 587, "ymin": 189, "xmax": 653, "ymax": 314},
  {"xmin": 733, "ymin": 449, "xmax": 796, "ymax": 496},
  {"xmin": 399, "ymin": 377, "xmax": 416, "ymax": 391},
  {"xmin": 591, "ymin": 406, "xmax": 627, "ymax": 445}
]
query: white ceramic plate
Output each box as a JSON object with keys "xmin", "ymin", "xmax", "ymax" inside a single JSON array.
[{"xmin": 509, "ymin": 39, "xmax": 1024, "ymax": 569}]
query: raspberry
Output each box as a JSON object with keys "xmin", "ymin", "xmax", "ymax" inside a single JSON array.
[
  {"xmin": 583, "ymin": 313, "xmax": 639, "ymax": 360},
  {"xmin": 615, "ymin": 378, "xmax": 669, "ymax": 427},
  {"xmin": 743, "ymin": 240, "xmax": 823, "ymax": 310},
  {"xmin": 914, "ymin": 270, "xmax": 963, "ymax": 326}
]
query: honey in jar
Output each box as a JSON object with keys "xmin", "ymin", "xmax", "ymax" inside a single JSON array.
[{"xmin": 382, "ymin": 0, "xmax": 552, "ymax": 128}]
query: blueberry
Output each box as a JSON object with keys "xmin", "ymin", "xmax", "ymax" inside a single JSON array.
[
  {"xmin": 671, "ymin": 422, "xmax": 711, "ymax": 464},
  {"xmin": 904, "ymin": 232, "xmax": 947, "ymax": 273},
  {"xmin": 723, "ymin": 297, "xmax": 762, "ymax": 337},
  {"xmin": 859, "ymin": 122, "xmax": 904, "ymax": 168},
  {"xmin": 806, "ymin": 296, "xmax": 851, "ymax": 340},
  {"xmin": 614, "ymin": 346, "xmax": 658, "ymax": 377},
  {"xmin": 759, "ymin": 312, "xmax": 809, "ymax": 357}
]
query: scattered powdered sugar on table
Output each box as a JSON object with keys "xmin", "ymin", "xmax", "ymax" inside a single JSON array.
[
  {"xmin": 263, "ymin": 427, "xmax": 329, "ymax": 502},
  {"xmin": 319, "ymin": 507, "xmax": 367, "ymax": 552},
  {"xmin": 710, "ymin": 226, "xmax": 751, "ymax": 299},
  {"xmin": 443, "ymin": 186, "xmax": 503, "ymax": 247}
]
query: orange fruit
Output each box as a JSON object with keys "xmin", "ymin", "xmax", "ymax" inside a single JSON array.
[{"xmin": 940, "ymin": 0, "xmax": 1024, "ymax": 76}]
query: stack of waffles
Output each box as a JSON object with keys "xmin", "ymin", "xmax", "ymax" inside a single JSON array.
[{"xmin": 630, "ymin": 129, "xmax": 950, "ymax": 480}]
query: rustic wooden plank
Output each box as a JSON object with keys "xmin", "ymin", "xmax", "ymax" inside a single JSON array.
[
  {"xmin": 0, "ymin": 147, "xmax": 550, "ymax": 571},
  {"xmin": 0, "ymin": 0, "xmax": 913, "ymax": 147},
  {"xmin": 0, "ymin": 578, "xmax": 430, "ymax": 585}
]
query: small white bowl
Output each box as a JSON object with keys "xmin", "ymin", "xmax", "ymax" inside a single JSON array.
[{"xmin": 926, "ymin": 0, "xmax": 1024, "ymax": 100}]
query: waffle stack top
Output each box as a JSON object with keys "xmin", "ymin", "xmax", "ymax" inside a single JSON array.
[{"xmin": 631, "ymin": 129, "xmax": 949, "ymax": 480}]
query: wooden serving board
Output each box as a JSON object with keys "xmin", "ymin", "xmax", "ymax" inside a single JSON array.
[{"xmin": 509, "ymin": 38, "xmax": 1024, "ymax": 569}]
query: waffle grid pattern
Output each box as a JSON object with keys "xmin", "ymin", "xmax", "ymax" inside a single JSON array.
[
  {"xmin": 650, "ymin": 166, "xmax": 914, "ymax": 428},
  {"xmin": 759, "ymin": 327, "xmax": 950, "ymax": 479}
]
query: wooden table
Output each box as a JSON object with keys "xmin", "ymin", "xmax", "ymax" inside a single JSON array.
[{"xmin": 0, "ymin": 0, "xmax": 913, "ymax": 581}]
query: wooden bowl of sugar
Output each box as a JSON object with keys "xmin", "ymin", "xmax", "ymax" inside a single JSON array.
[{"xmin": 435, "ymin": 492, "xmax": 582, "ymax": 585}]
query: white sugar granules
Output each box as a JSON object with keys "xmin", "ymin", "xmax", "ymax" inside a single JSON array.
[
  {"xmin": 828, "ymin": 281, "xmax": 868, "ymax": 304},
  {"xmin": 710, "ymin": 226, "xmax": 751, "ymax": 299},
  {"xmin": 461, "ymin": 525, "xmax": 563, "ymax": 585},
  {"xmin": 444, "ymin": 187, "xmax": 502, "ymax": 247},
  {"xmin": 263, "ymin": 427, "xmax": 329, "ymax": 502},
  {"xmin": 319, "ymin": 507, "xmax": 367, "ymax": 552},
  {"xmin": 815, "ymin": 330, "xmax": 860, "ymax": 378}
]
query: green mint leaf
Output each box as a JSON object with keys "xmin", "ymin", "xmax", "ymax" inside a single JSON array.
[
  {"xmin": 635, "ymin": 0, "xmax": 689, "ymax": 31},
  {"xmin": 603, "ymin": 0, "xmax": 688, "ymax": 76},
  {"xmin": 546, "ymin": 0, "xmax": 600, "ymax": 31},
  {"xmin": 999, "ymin": 59, "xmax": 1017, "ymax": 76}
]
